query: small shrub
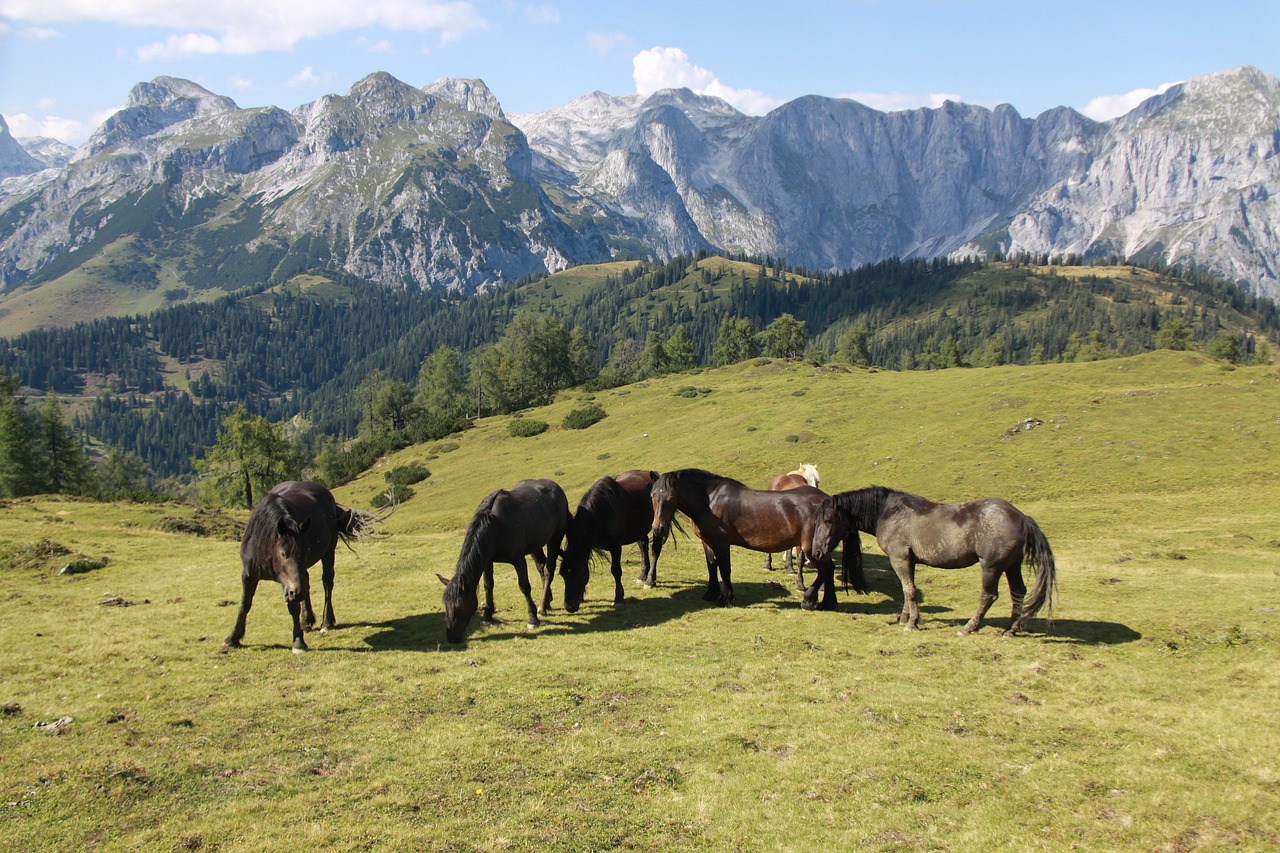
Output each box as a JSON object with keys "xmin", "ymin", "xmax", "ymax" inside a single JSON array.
[
  {"xmin": 674, "ymin": 387, "xmax": 699, "ymax": 398},
  {"xmin": 509, "ymin": 419, "xmax": 549, "ymax": 438},
  {"xmin": 563, "ymin": 404, "xmax": 607, "ymax": 430},
  {"xmin": 373, "ymin": 484, "xmax": 414, "ymax": 508},
  {"xmin": 434, "ymin": 442, "xmax": 460, "ymax": 454},
  {"xmin": 385, "ymin": 463, "xmax": 430, "ymax": 486}
]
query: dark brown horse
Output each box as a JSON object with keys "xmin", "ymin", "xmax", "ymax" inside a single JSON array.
[
  {"xmin": 650, "ymin": 468, "xmax": 865, "ymax": 610},
  {"xmin": 561, "ymin": 470, "xmax": 662, "ymax": 612},
  {"xmin": 225, "ymin": 481, "xmax": 379, "ymax": 653},
  {"xmin": 438, "ymin": 479, "xmax": 570, "ymax": 644},
  {"xmin": 813, "ymin": 486, "xmax": 1056, "ymax": 636}
]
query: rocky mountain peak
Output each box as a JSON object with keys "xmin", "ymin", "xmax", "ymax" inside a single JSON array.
[
  {"xmin": 0, "ymin": 114, "xmax": 44, "ymax": 181},
  {"xmin": 424, "ymin": 78, "xmax": 505, "ymax": 120}
]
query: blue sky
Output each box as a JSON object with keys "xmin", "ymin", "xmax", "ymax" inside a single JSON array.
[{"xmin": 1, "ymin": 0, "xmax": 1276, "ymax": 145}]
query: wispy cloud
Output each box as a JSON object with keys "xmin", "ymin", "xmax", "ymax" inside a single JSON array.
[
  {"xmin": 586, "ymin": 30, "xmax": 629, "ymax": 56},
  {"xmin": 285, "ymin": 66, "xmax": 325, "ymax": 88},
  {"xmin": 525, "ymin": 4, "xmax": 559, "ymax": 24},
  {"xmin": 21, "ymin": 26, "xmax": 62, "ymax": 40},
  {"xmin": 837, "ymin": 90, "xmax": 964, "ymax": 112},
  {"xmin": 632, "ymin": 46, "xmax": 781, "ymax": 115},
  {"xmin": 227, "ymin": 75, "xmax": 255, "ymax": 91},
  {"xmin": 0, "ymin": 0, "xmax": 487, "ymax": 58},
  {"xmin": 1082, "ymin": 81, "xmax": 1180, "ymax": 121}
]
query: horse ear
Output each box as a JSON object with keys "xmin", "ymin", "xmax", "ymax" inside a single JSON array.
[{"xmin": 436, "ymin": 573, "xmax": 451, "ymax": 587}]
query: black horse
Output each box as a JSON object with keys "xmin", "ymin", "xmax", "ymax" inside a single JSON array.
[
  {"xmin": 561, "ymin": 469, "xmax": 662, "ymax": 612},
  {"xmin": 650, "ymin": 468, "xmax": 862, "ymax": 610},
  {"xmin": 814, "ymin": 486, "xmax": 1056, "ymax": 636},
  {"xmin": 225, "ymin": 481, "xmax": 379, "ymax": 653},
  {"xmin": 439, "ymin": 479, "xmax": 570, "ymax": 644}
]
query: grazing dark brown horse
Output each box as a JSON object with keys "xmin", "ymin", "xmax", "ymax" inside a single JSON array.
[
  {"xmin": 438, "ymin": 479, "xmax": 570, "ymax": 644},
  {"xmin": 225, "ymin": 481, "xmax": 379, "ymax": 653},
  {"xmin": 650, "ymin": 468, "xmax": 863, "ymax": 610},
  {"xmin": 813, "ymin": 486, "xmax": 1056, "ymax": 636},
  {"xmin": 763, "ymin": 463, "xmax": 822, "ymax": 580},
  {"xmin": 561, "ymin": 470, "xmax": 662, "ymax": 612}
]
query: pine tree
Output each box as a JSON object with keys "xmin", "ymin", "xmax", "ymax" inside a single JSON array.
[
  {"xmin": 40, "ymin": 395, "xmax": 91, "ymax": 495},
  {"xmin": 196, "ymin": 406, "xmax": 300, "ymax": 508},
  {"xmin": 664, "ymin": 326, "xmax": 697, "ymax": 372}
]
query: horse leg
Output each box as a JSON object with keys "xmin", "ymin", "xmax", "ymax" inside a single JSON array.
[
  {"xmin": 224, "ymin": 573, "xmax": 258, "ymax": 648},
  {"xmin": 638, "ymin": 535, "xmax": 655, "ymax": 587},
  {"xmin": 481, "ymin": 563, "xmax": 496, "ymax": 624},
  {"xmin": 1003, "ymin": 564, "xmax": 1030, "ymax": 637},
  {"xmin": 701, "ymin": 544, "xmax": 721, "ymax": 603},
  {"xmin": 890, "ymin": 553, "xmax": 921, "ymax": 630},
  {"xmin": 319, "ymin": 548, "xmax": 337, "ymax": 633},
  {"xmin": 960, "ymin": 562, "xmax": 1002, "ymax": 635},
  {"xmin": 794, "ymin": 546, "xmax": 806, "ymax": 592},
  {"xmin": 513, "ymin": 555, "xmax": 541, "ymax": 629},
  {"xmin": 288, "ymin": 598, "xmax": 308, "ymax": 653},
  {"xmin": 610, "ymin": 546, "xmax": 625, "ymax": 606},
  {"xmin": 716, "ymin": 546, "xmax": 735, "ymax": 606},
  {"xmin": 532, "ymin": 547, "xmax": 553, "ymax": 617},
  {"xmin": 764, "ymin": 551, "xmax": 774, "ymax": 572}
]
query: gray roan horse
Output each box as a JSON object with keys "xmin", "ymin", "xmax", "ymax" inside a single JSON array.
[
  {"xmin": 561, "ymin": 469, "xmax": 663, "ymax": 612},
  {"xmin": 813, "ymin": 486, "xmax": 1056, "ymax": 636},
  {"xmin": 650, "ymin": 468, "xmax": 866, "ymax": 610},
  {"xmin": 225, "ymin": 481, "xmax": 380, "ymax": 653},
  {"xmin": 438, "ymin": 479, "xmax": 570, "ymax": 644}
]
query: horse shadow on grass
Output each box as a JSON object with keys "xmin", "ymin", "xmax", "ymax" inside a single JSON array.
[
  {"xmin": 357, "ymin": 561, "xmax": 803, "ymax": 650},
  {"xmin": 850, "ymin": 554, "xmax": 1142, "ymax": 646}
]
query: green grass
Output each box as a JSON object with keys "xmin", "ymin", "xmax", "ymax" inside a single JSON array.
[{"xmin": 2, "ymin": 351, "xmax": 1279, "ymax": 850}]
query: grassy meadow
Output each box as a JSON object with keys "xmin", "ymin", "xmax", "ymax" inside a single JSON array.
[{"xmin": 2, "ymin": 350, "xmax": 1279, "ymax": 850}]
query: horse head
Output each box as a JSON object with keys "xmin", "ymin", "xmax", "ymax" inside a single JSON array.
[
  {"xmin": 809, "ymin": 496, "xmax": 849, "ymax": 565},
  {"xmin": 649, "ymin": 473, "xmax": 679, "ymax": 548},
  {"xmin": 272, "ymin": 515, "xmax": 312, "ymax": 603},
  {"xmin": 439, "ymin": 572, "xmax": 478, "ymax": 644},
  {"xmin": 559, "ymin": 548, "xmax": 589, "ymax": 614}
]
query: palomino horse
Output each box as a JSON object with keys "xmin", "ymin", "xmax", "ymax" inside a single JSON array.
[
  {"xmin": 813, "ymin": 486, "xmax": 1056, "ymax": 636},
  {"xmin": 650, "ymin": 468, "xmax": 863, "ymax": 610},
  {"xmin": 226, "ymin": 481, "xmax": 380, "ymax": 653},
  {"xmin": 561, "ymin": 470, "xmax": 663, "ymax": 612},
  {"xmin": 439, "ymin": 479, "xmax": 570, "ymax": 644},
  {"xmin": 763, "ymin": 463, "xmax": 822, "ymax": 579}
]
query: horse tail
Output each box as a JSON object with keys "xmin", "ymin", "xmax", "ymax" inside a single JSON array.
[
  {"xmin": 839, "ymin": 532, "xmax": 869, "ymax": 593},
  {"xmin": 1020, "ymin": 516, "xmax": 1057, "ymax": 622}
]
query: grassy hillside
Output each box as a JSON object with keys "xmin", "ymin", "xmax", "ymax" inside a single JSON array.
[{"xmin": 2, "ymin": 352, "xmax": 1279, "ymax": 850}]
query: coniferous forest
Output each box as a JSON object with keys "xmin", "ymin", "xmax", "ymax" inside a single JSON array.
[{"xmin": 1, "ymin": 253, "xmax": 1277, "ymax": 496}]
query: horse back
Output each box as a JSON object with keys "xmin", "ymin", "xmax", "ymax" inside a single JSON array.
[
  {"xmin": 497, "ymin": 479, "xmax": 570, "ymax": 556},
  {"xmin": 706, "ymin": 483, "xmax": 828, "ymax": 552},
  {"xmin": 768, "ymin": 472, "xmax": 809, "ymax": 491}
]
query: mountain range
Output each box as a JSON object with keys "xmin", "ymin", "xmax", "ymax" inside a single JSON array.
[{"xmin": 1, "ymin": 64, "xmax": 1277, "ymax": 333}]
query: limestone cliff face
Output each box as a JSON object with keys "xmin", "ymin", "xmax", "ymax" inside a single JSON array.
[
  {"xmin": 993, "ymin": 67, "xmax": 1280, "ymax": 299},
  {"xmin": 2, "ymin": 66, "xmax": 1277, "ymax": 301}
]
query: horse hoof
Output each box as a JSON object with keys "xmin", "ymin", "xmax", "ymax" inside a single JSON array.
[
  {"xmin": 292, "ymin": 646, "xmax": 308, "ymax": 654},
  {"xmin": 526, "ymin": 622, "xmax": 538, "ymax": 631}
]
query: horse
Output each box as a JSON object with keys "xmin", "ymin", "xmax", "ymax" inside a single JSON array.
[
  {"xmin": 763, "ymin": 463, "xmax": 822, "ymax": 578},
  {"xmin": 813, "ymin": 486, "xmax": 1056, "ymax": 636},
  {"xmin": 561, "ymin": 470, "xmax": 663, "ymax": 612},
  {"xmin": 438, "ymin": 479, "xmax": 570, "ymax": 644},
  {"xmin": 650, "ymin": 468, "xmax": 865, "ymax": 610},
  {"xmin": 225, "ymin": 481, "xmax": 380, "ymax": 653}
]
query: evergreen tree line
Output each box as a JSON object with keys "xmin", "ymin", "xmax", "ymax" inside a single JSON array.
[{"xmin": 1, "ymin": 254, "xmax": 1276, "ymax": 495}]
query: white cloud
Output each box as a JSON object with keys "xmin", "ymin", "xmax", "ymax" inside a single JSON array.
[
  {"xmin": 21, "ymin": 25, "xmax": 61, "ymax": 39},
  {"xmin": 36, "ymin": 95, "xmax": 56, "ymax": 109},
  {"xmin": 586, "ymin": 30, "xmax": 628, "ymax": 56},
  {"xmin": 837, "ymin": 90, "xmax": 964, "ymax": 112},
  {"xmin": 1082, "ymin": 81, "xmax": 1179, "ymax": 121},
  {"xmin": 632, "ymin": 46, "xmax": 782, "ymax": 115},
  {"xmin": 285, "ymin": 66, "xmax": 324, "ymax": 88},
  {"xmin": 525, "ymin": 4, "xmax": 559, "ymax": 24},
  {"xmin": 227, "ymin": 74, "xmax": 255, "ymax": 91},
  {"xmin": 0, "ymin": 0, "xmax": 487, "ymax": 57},
  {"xmin": 3, "ymin": 104, "xmax": 121, "ymax": 144}
]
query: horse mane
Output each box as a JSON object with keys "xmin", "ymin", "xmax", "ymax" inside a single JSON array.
[
  {"xmin": 568, "ymin": 477, "xmax": 622, "ymax": 560},
  {"xmin": 445, "ymin": 490, "xmax": 503, "ymax": 605},
  {"xmin": 834, "ymin": 485, "xmax": 899, "ymax": 533}
]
